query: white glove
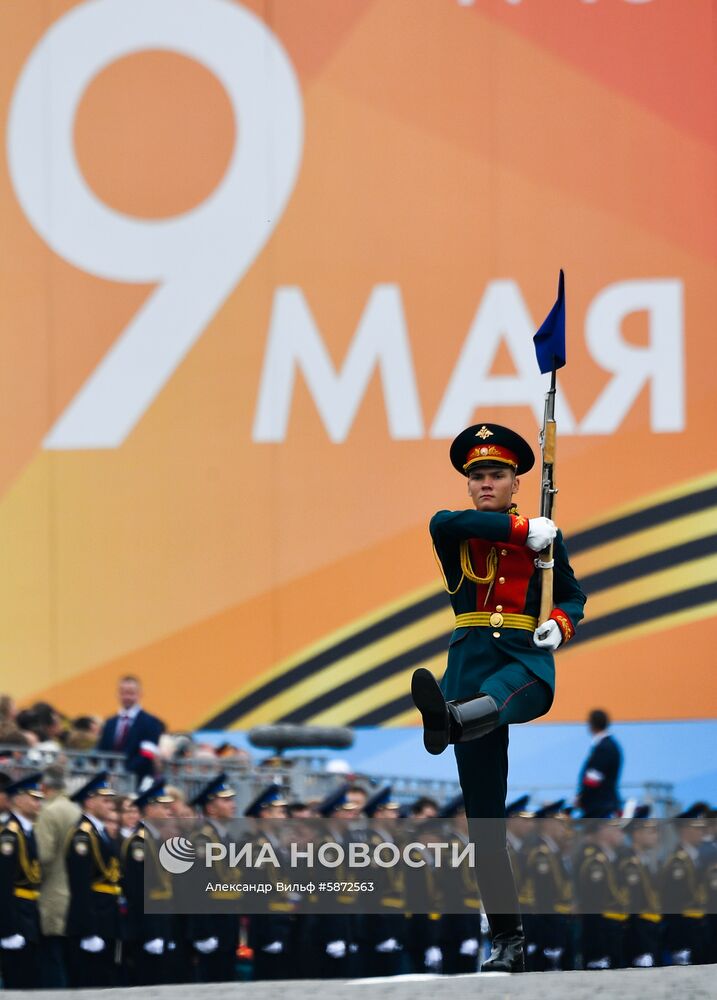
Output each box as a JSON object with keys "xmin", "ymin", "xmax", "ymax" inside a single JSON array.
[
  {"xmin": 325, "ymin": 940, "xmax": 346, "ymax": 959},
  {"xmin": 633, "ymin": 953, "xmax": 655, "ymax": 968},
  {"xmin": 261, "ymin": 940, "xmax": 284, "ymax": 954},
  {"xmin": 671, "ymin": 949, "xmax": 691, "ymax": 966},
  {"xmin": 586, "ymin": 956, "xmax": 610, "ymax": 970},
  {"xmin": 526, "ymin": 517, "xmax": 557, "ymax": 552},
  {"xmin": 533, "ymin": 619, "xmax": 562, "ymax": 650},
  {"xmin": 376, "ymin": 937, "xmax": 402, "ymax": 953},
  {"xmin": 424, "ymin": 945, "xmax": 442, "ymax": 970},
  {"xmin": 194, "ymin": 936, "xmax": 219, "ymax": 954},
  {"xmin": 143, "ymin": 938, "xmax": 165, "ymax": 955},
  {"xmin": 544, "ymin": 946, "xmax": 564, "ymax": 969},
  {"xmin": 0, "ymin": 934, "xmax": 26, "ymax": 950},
  {"xmin": 80, "ymin": 936, "xmax": 105, "ymax": 953},
  {"xmin": 459, "ymin": 937, "xmax": 479, "ymax": 956}
]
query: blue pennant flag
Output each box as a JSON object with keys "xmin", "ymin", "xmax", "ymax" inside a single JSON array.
[{"xmin": 533, "ymin": 269, "xmax": 566, "ymax": 374}]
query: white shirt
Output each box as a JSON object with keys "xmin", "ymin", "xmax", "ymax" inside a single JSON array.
[
  {"xmin": 84, "ymin": 812, "xmax": 107, "ymax": 838},
  {"xmin": 118, "ymin": 704, "xmax": 141, "ymax": 722},
  {"xmin": 14, "ymin": 811, "xmax": 34, "ymax": 834}
]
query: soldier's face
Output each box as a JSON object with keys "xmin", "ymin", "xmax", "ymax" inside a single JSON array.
[
  {"xmin": 13, "ymin": 791, "xmax": 42, "ymax": 820},
  {"xmin": 210, "ymin": 796, "xmax": 236, "ymax": 821},
  {"xmin": 467, "ymin": 467, "xmax": 518, "ymax": 512}
]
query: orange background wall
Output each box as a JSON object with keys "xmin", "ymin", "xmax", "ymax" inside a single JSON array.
[{"xmin": 0, "ymin": 0, "xmax": 714, "ymax": 728}]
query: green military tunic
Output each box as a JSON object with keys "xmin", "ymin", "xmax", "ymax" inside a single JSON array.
[{"xmin": 430, "ymin": 508, "xmax": 585, "ymax": 702}]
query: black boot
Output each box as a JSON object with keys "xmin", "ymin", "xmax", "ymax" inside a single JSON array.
[
  {"xmin": 448, "ymin": 693, "xmax": 499, "ymax": 742},
  {"xmin": 481, "ymin": 913, "xmax": 525, "ymax": 973},
  {"xmin": 411, "ymin": 668, "xmax": 500, "ymax": 755}
]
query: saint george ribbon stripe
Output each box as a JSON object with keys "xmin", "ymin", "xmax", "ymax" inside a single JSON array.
[{"xmin": 199, "ymin": 472, "xmax": 717, "ymax": 729}]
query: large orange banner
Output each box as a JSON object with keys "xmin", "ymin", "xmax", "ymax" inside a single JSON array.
[{"xmin": 0, "ymin": 0, "xmax": 715, "ymax": 729}]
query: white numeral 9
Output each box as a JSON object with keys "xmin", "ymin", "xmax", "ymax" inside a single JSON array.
[{"xmin": 7, "ymin": 0, "xmax": 303, "ymax": 448}]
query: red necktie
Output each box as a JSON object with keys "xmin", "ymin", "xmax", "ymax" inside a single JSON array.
[{"xmin": 114, "ymin": 714, "xmax": 130, "ymax": 750}]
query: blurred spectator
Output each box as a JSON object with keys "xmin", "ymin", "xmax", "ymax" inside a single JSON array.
[
  {"xmin": 96, "ymin": 676, "xmax": 165, "ymax": 783},
  {"xmin": 576, "ymin": 708, "xmax": 623, "ymax": 818},
  {"xmin": 14, "ymin": 708, "xmax": 40, "ymax": 744},
  {"xmin": 35, "ymin": 764, "xmax": 82, "ymax": 988},
  {"xmin": 65, "ymin": 716, "xmax": 101, "ymax": 751},
  {"xmin": 1, "ymin": 695, "xmax": 32, "ymax": 746},
  {"xmin": 410, "ymin": 796, "xmax": 440, "ymax": 819},
  {"xmin": 30, "ymin": 702, "xmax": 64, "ymax": 747},
  {"xmin": 0, "ymin": 769, "xmax": 11, "ymax": 821}
]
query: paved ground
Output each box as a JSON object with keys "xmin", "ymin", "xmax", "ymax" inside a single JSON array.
[{"xmin": 5, "ymin": 966, "xmax": 716, "ymax": 1000}]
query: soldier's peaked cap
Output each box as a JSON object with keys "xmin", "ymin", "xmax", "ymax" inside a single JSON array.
[
  {"xmin": 134, "ymin": 779, "xmax": 174, "ymax": 810},
  {"xmin": 364, "ymin": 785, "xmax": 400, "ymax": 818},
  {"xmin": 70, "ymin": 770, "xmax": 114, "ymax": 803},
  {"xmin": 189, "ymin": 772, "xmax": 236, "ymax": 809},
  {"xmin": 506, "ymin": 795, "xmax": 531, "ymax": 817},
  {"xmin": 5, "ymin": 772, "xmax": 44, "ymax": 799},
  {"xmin": 676, "ymin": 801, "xmax": 710, "ymax": 821},
  {"xmin": 534, "ymin": 799, "xmax": 566, "ymax": 819},
  {"xmin": 316, "ymin": 783, "xmax": 359, "ymax": 817},
  {"xmin": 438, "ymin": 793, "xmax": 465, "ymax": 819},
  {"xmin": 450, "ymin": 423, "xmax": 535, "ymax": 477},
  {"xmin": 244, "ymin": 783, "xmax": 288, "ymax": 817}
]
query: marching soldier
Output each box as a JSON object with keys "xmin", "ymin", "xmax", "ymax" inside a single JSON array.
[
  {"xmin": 619, "ymin": 805, "xmax": 662, "ymax": 968},
  {"xmin": 187, "ymin": 773, "xmax": 240, "ymax": 982},
  {"xmin": 411, "ymin": 422, "xmax": 586, "ymax": 972},
  {"xmin": 313, "ymin": 784, "xmax": 363, "ymax": 979},
  {"xmin": 522, "ymin": 800, "xmax": 573, "ymax": 971},
  {"xmin": 436, "ymin": 794, "xmax": 482, "ymax": 975},
  {"xmin": 65, "ymin": 771, "xmax": 122, "ymax": 988},
  {"xmin": 360, "ymin": 786, "xmax": 406, "ymax": 978},
  {"xmin": 575, "ymin": 816, "xmax": 628, "ymax": 970},
  {"xmin": 244, "ymin": 784, "xmax": 294, "ymax": 980},
  {"xmin": 506, "ymin": 795, "xmax": 534, "ymax": 912},
  {"xmin": 0, "ymin": 773, "xmax": 44, "ymax": 989},
  {"xmin": 700, "ymin": 809, "xmax": 717, "ymax": 965},
  {"xmin": 121, "ymin": 779, "xmax": 176, "ymax": 985},
  {"xmin": 660, "ymin": 804, "xmax": 709, "ymax": 966}
]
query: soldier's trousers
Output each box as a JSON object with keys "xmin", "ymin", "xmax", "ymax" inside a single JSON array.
[
  {"xmin": 454, "ymin": 662, "xmax": 552, "ymax": 914},
  {"xmin": 454, "ymin": 662, "xmax": 551, "ymax": 820},
  {"xmin": 0, "ymin": 942, "xmax": 39, "ymax": 990}
]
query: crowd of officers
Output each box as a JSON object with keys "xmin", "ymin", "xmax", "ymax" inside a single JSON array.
[{"xmin": 0, "ymin": 769, "xmax": 716, "ymax": 989}]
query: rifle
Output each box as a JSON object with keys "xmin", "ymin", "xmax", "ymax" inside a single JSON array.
[
  {"xmin": 538, "ymin": 370, "xmax": 558, "ymax": 625},
  {"xmin": 532, "ymin": 270, "xmax": 566, "ymax": 626}
]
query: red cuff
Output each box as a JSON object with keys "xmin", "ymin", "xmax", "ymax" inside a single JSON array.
[
  {"xmin": 509, "ymin": 514, "xmax": 529, "ymax": 545},
  {"xmin": 550, "ymin": 608, "xmax": 575, "ymax": 643}
]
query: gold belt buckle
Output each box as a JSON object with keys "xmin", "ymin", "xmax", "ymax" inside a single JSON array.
[{"xmin": 489, "ymin": 612, "xmax": 504, "ymax": 627}]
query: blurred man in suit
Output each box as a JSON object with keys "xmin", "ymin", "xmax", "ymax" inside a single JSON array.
[
  {"xmin": 97, "ymin": 676, "xmax": 164, "ymax": 783},
  {"xmin": 576, "ymin": 709, "xmax": 622, "ymax": 819}
]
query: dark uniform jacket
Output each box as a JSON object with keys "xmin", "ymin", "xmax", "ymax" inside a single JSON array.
[
  {"xmin": 618, "ymin": 845, "xmax": 661, "ymax": 963},
  {"xmin": 65, "ymin": 815, "xmax": 121, "ymax": 941},
  {"xmin": 523, "ymin": 835, "xmax": 573, "ymax": 918},
  {"xmin": 0, "ymin": 813, "xmax": 42, "ymax": 942},
  {"xmin": 121, "ymin": 822, "xmax": 173, "ymax": 943},
  {"xmin": 576, "ymin": 842, "xmax": 628, "ymax": 968},
  {"xmin": 577, "ymin": 734, "xmax": 622, "ymax": 818},
  {"xmin": 186, "ymin": 818, "xmax": 240, "ymax": 952},
  {"xmin": 430, "ymin": 509, "xmax": 585, "ymax": 700}
]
